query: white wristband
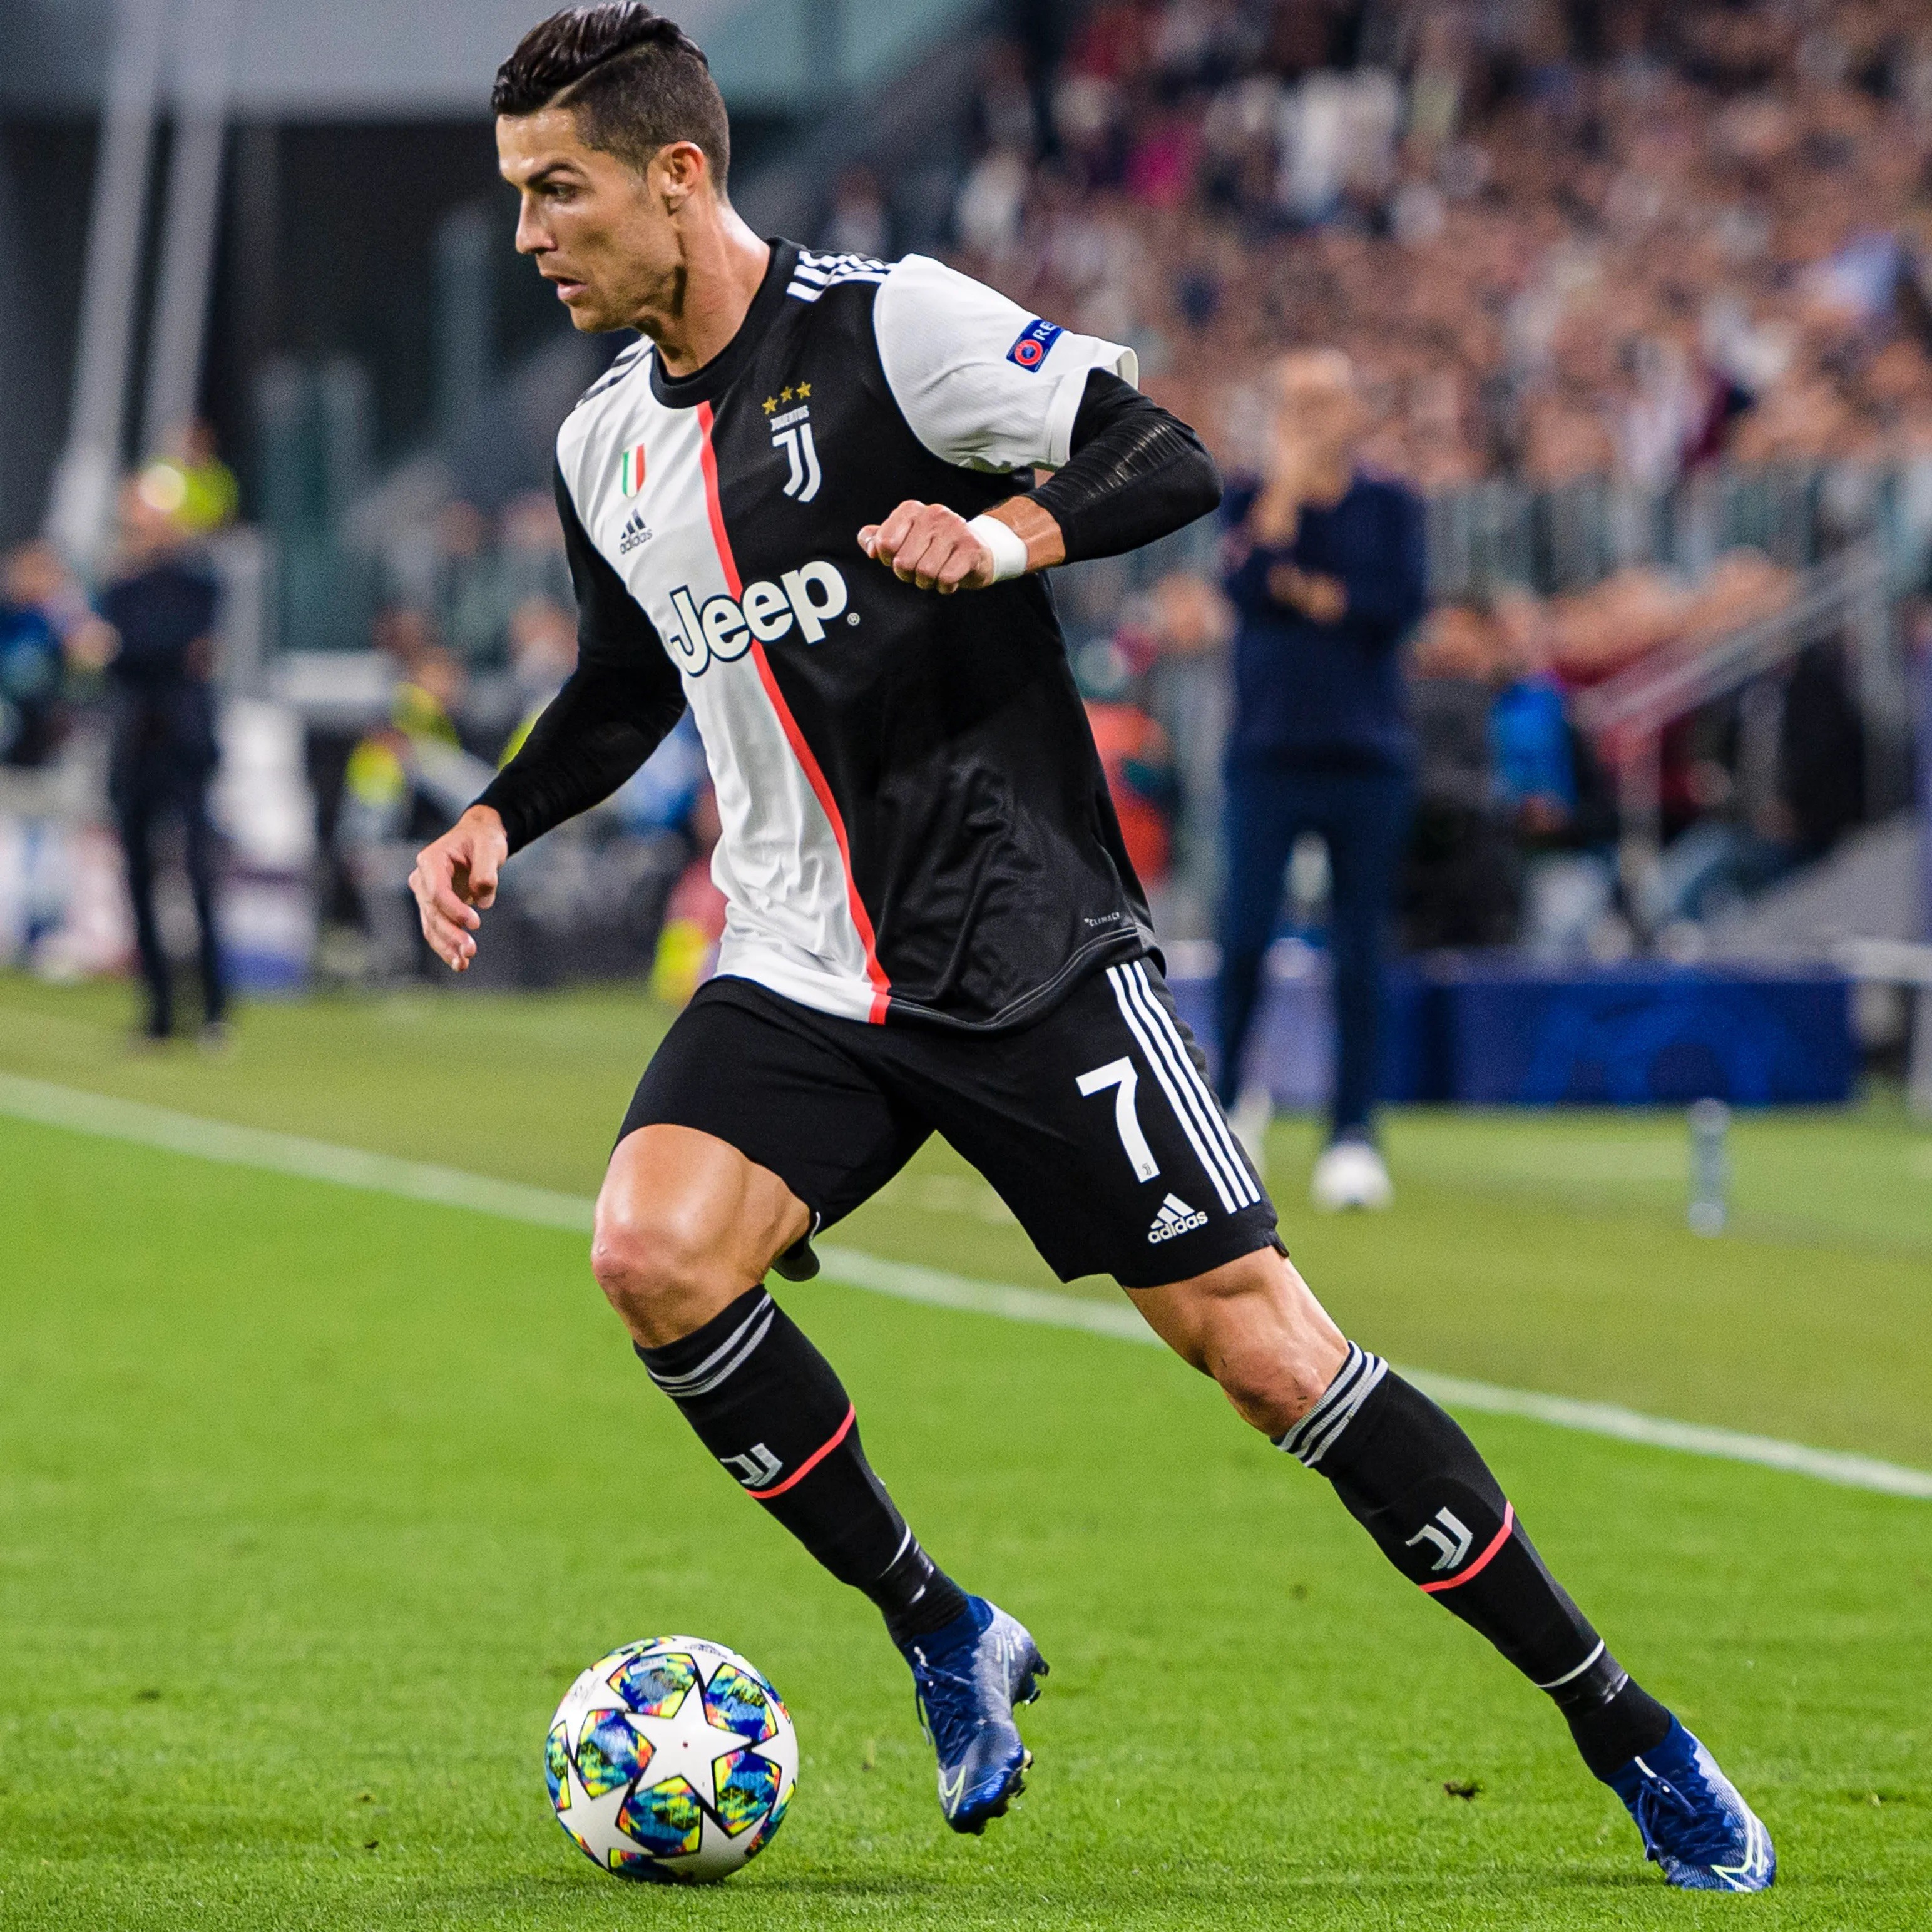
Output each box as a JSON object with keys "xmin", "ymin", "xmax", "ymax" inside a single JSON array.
[{"xmin": 967, "ymin": 514, "xmax": 1030, "ymax": 584}]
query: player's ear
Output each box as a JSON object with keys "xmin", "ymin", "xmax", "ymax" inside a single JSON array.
[{"xmin": 654, "ymin": 140, "xmax": 709, "ymax": 210}]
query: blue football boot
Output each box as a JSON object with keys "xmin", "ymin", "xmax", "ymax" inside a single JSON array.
[
  {"xmin": 1605, "ymin": 1716, "xmax": 1776, "ymax": 1891},
  {"xmin": 902, "ymin": 1597, "xmax": 1047, "ymax": 1834}
]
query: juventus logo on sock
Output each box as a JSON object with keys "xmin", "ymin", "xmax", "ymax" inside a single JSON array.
[{"xmin": 1406, "ymin": 1506, "xmax": 1475, "ymax": 1572}]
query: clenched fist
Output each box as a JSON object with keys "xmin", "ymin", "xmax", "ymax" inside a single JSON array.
[{"xmin": 858, "ymin": 500, "xmax": 998, "ymax": 594}]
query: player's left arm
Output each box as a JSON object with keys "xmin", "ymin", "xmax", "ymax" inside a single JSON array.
[
  {"xmin": 862, "ymin": 372, "xmax": 1222, "ymax": 593},
  {"xmin": 862, "ymin": 256, "xmax": 1219, "ymax": 594}
]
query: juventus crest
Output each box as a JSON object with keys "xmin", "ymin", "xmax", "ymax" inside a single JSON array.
[{"xmin": 762, "ymin": 383, "xmax": 822, "ymax": 503}]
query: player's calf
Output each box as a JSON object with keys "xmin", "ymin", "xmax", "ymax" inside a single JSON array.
[{"xmin": 1281, "ymin": 1342, "xmax": 1773, "ymax": 1885}]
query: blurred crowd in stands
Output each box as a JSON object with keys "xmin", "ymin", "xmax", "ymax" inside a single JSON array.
[{"xmin": 948, "ymin": 0, "xmax": 1932, "ymax": 488}]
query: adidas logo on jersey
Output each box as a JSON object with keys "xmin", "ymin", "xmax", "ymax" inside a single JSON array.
[
  {"xmin": 1148, "ymin": 1193, "xmax": 1208, "ymax": 1242},
  {"xmin": 667, "ymin": 561, "xmax": 851, "ymax": 675},
  {"xmin": 618, "ymin": 509, "xmax": 652, "ymax": 555}
]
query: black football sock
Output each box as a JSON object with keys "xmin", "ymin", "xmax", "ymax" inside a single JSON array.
[
  {"xmin": 1281, "ymin": 1344, "xmax": 1672, "ymax": 1779},
  {"xmin": 636, "ymin": 1286, "xmax": 969, "ymax": 1647}
]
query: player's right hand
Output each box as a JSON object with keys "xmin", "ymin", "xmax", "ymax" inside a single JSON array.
[
  {"xmin": 409, "ymin": 805, "xmax": 508, "ymax": 973},
  {"xmin": 859, "ymin": 500, "xmax": 996, "ymax": 594}
]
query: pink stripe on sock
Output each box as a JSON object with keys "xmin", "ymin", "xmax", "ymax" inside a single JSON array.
[
  {"xmin": 1420, "ymin": 1502, "xmax": 1515, "ymax": 1594},
  {"xmin": 747, "ymin": 1404, "xmax": 857, "ymax": 1500}
]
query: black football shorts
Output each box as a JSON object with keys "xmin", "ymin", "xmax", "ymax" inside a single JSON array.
[{"xmin": 620, "ymin": 956, "xmax": 1281, "ymax": 1290}]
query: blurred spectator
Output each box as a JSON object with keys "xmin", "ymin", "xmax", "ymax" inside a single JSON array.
[
  {"xmin": 0, "ymin": 543, "xmax": 82, "ymax": 966},
  {"xmin": 1215, "ymin": 349, "xmax": 1426, "ymax": 1208},
  {"xmin": 1075, "ymin": 637, "xmax": 1180, "ymax": 889},
  {"xmin": 1647, "ymin": 628, "xmax": 1871, "ymax": 923},
  {"xmin": 1779, "ymin": 636, "xmax": 1866, "ymax": 857},
  {"xmin": 1138, "ymin": 568, "xmax": 1234, "ymax": 930},
  {"xmin": 498, "ymin": 491, "xmax": 575, "ymax": 616},
  {"xmin": 434, "ymin": 499, "xmax": 508, "ymax": 667},
  {"xmin": 95, "ymin": 472, "xmax": 227, "ymax": 1044},
  {"xmin": 340, "ymin": 645, "xmax": 496, "ymax": 981},
  {"xmin": 1404, "ymin": 602, "xmax": 1521, "ymax": 948},
  {"xmin": 973, "ymin": 38, "xmax": 1039, "ymax": 158},
  {"xmin": 822, "ymin": 166, "xmax": 890, "ymax": 259},
  {"xmin": 0, "ymin": 545, "xmax": 71, "ymax": 775},
  {"xmin": 140, "ymin": 421, "xmax": 240, "ymax": 536},
  {"xmin": 341, "ymin": 646, "xmax": 481, "ymax": 849},
  {"xmin": 504, "ymin": 596, "xmax": 578, "ymax": 732},
  {"xmin": 956, "ymin": 147, "xmax": 1032, "ymax": 260}
]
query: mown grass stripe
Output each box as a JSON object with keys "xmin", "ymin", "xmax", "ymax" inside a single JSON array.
[{"xmin": 7, "ymin": 1069, "xmax": 1929, "ymax": 1501}]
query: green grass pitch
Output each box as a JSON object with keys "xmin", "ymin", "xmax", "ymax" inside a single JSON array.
[{"xmin": 2, "ymin": 973, "xmax": 1928, "ymax": 1928}]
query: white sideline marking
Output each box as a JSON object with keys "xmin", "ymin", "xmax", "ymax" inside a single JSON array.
[
  {"xmin": 6, "ymin": 1070, "xmax": 1930, "ymax": 1502},
  {"xmin": 0, "ymin": 1071, "xmax": 595, "ymax": 1234}
]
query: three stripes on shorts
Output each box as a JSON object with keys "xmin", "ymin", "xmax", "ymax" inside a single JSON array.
[{"xmin": 1103, "ymin": 960, "xmax": 1260, "ymax": 1215}]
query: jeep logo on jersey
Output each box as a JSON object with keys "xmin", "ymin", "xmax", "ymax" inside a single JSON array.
[
  {"xmin": 666, "ymin": 561, "xmax": 850, "ymax": 673},
  {"xmin": 1006, "ymin": 317, "xmax": 1063, "ymax": 371}
]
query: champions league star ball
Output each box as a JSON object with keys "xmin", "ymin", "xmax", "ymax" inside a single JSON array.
[{"xmin": 545, "ymin": 1637, "xmax": 799, "ymax": 1883}]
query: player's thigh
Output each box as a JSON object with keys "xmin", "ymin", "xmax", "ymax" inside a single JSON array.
[
  {"xmin": 616, "ymin": 976, "xmax": 925, "ymax": 1258},
  {"xmin": 928, "ymin": 957, "xmax": 1279, "ymax": 1289}
]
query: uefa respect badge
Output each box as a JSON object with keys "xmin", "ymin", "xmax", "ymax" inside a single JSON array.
[{"xmin": 1006, "ymin": 318, "xmax": 1063, "ymax": 371}]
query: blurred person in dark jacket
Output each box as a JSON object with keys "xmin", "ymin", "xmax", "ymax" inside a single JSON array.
[
  {"xmin": 93, "ymin": 473, "xmax": 227, "ymax": 1044},
  {"xmin": 1216, "ymin": 350, "xmax": 1426, "ymax": 1210}
]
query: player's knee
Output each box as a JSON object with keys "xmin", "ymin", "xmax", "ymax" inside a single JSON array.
[
  {"xmin": 590, "ymin": 1196, "xmax": 719, "ymax": 1334},
  {"xmin": 1207, "ymin": 1332, "xmax": 1336, "ymax": 1436},
  {"xmin": 1188, "ymin": 1264, "xmax": 1348, "ymax": 1436}
]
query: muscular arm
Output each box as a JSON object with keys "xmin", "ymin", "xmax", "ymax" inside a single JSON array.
[
  {"xmin": 1028, "ymin": 369, "xmax": 1222, "ymax": 565},
  {"xmin": 476, "ymin": 658, "xmax": 685, "ymax": 854},
  {"xmin": 473, "ymin": 464, "xmax": 687, "ymax": 854},
  {"xmin": 864, "ymin": 371, "xmax": 1223, "ymax": 590}
]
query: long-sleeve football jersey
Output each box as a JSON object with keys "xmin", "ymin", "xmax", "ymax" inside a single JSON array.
[{"xmin": 482, "ymin": 238, "xmax": 1177, "ymax": 1032}]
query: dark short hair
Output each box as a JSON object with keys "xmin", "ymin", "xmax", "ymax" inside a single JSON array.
[{"xmin": 493, "ymin": 5, "xmax": 730, "ymax": 192}]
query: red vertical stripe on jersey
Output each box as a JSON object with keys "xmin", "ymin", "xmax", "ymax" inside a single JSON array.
[{"xmin": 695, "ymin": 402, "xmax": 891, "ymax": 1023}]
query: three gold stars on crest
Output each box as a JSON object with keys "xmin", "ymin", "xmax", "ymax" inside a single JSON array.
[{"xmin": 761, "ymin": 383, "xmax": 811, "ymax": 414}]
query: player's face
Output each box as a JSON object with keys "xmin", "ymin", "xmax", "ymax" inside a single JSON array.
[{"xmin": 497, "ymin": 110, "xmax": 687, "ymax": 334}]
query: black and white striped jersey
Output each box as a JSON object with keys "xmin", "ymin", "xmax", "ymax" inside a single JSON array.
[{"xmin": 526, "ymin": 238, "xmax": 1158, "ymax": 1031}]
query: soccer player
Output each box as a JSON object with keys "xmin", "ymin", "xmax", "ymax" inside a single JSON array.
[{"xmin": 410, "ymin": 4, "xmax": 1772, "ymax": 1891}]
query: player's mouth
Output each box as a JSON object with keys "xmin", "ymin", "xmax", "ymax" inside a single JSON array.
[{"xmin": 544, "ymin": 272, "xmax": 588, "ymax": 304}]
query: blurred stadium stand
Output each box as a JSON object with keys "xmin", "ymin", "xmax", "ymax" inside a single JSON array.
[{"xmin": 2, "ymin": 0, "xmax": 1929, "ymax": 1100}]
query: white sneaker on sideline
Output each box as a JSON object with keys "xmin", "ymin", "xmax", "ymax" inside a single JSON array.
[
  {"xmin": 1309, "ymin": 1139, "xmax": 1393, "ymax": 1212},
  {"xmin": 1228, "ymin": 1085, "xmax": 1272, "ymax": 1173}
]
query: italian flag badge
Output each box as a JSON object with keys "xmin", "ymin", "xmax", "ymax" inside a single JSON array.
[{"xmin": 618, "ymin": 441, "xmax": 647, "ymax": 495}]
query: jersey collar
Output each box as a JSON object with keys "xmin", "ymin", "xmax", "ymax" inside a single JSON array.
[{"xmin": 647, "ymin": 238, "xmax": 800, "ymax": 411}]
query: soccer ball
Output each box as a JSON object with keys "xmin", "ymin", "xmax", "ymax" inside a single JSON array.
[{"xmin": 545, "ymin": 1635, "xmax": 799, "ymax": 1883}]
